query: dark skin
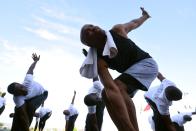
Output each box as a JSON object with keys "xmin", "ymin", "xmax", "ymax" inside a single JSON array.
[
  {"xmin": 64, "ymin": 90, "xmax": 77, "ymax": 131},
  {"xmin": 83, "ymin": 48, "xmax": 103, "ymax": 131},
  {"xmin": 11, "ymin": 53, "xmax": 40, "ymax": 131},
  {"xmin": 81, "ymin": 7, "xmax": 150, "ymax": 131},
  {"xmin": 157, "ymin": 72, "xmax": 177, "ymax": 131}
]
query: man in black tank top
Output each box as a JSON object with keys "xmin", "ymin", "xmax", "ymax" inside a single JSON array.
[{"xmin": 80, "ymin": 7, "xmax": 158, "ymax": 131}]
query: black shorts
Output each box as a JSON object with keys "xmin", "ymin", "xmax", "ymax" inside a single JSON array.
[
  {"xmin": 40, "ymin": 112, "xmax": 52, "ymax": 123},
  {"xmin": 117, "ymin": 73, "xmax": 147, "ymax": 98}
]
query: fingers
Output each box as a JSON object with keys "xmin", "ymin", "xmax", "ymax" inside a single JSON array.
[
  {"xmin": 140, "ymin": 7, "xmax": 144, "ymax": 11},
  {"xmin": 32, "ymin": 53, "xmax": 40, "ymax": 61}
]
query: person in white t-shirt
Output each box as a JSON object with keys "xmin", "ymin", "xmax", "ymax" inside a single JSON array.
[
  {"xmin": 7, "ymin": 53, "xmax": 48, "ymax": 131},
  {"xmin": 0, "ymin": 92, "xmax": 6, "ymax": 115},
  {"xmin": 171, "ymin": 111, "xmax": 196, "ymax": 131},
  {"xmin": 34, "ymin": 103, "xmax": 52, "ymax": 131},
  {"xmin": 82, "ymin": 49, "xmax": 105, "ymax": 131},
  {"xmin": 84, "ymin": 76, "xmax": 105, "ymax": 131},
  {"xmin": 63, "ymin": 90, "xmax": 78, "ymax": 131},
  {"xmin": 144, "ymin": 72, "xmax": 182, "ymax": 131}
]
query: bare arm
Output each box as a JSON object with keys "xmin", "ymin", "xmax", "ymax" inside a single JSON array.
[
  {"xmin": 112, "ymin": 7, "xmax": 150, "ymax": 37},
  {"xmin": 157, "ymin": 72, "xmax": 166, "ymax": 82},
  {"xmin": 71, "ymin": 90, "xmax": 76, "ymax": 104},
  {"xmin": 26, "ymin": 53, "xmax": 40, "ymax": 75},
  {"xmin": 97, "ymin": 59, "xmax": 115, "ymax": 88}
]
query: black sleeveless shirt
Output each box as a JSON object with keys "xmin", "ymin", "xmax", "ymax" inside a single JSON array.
[{"xmin": 98, "ymin": 30, "xmax": 151, "ymax": 73}]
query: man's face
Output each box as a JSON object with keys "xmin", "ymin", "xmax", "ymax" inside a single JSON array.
[
  {"xmin": 13, "ymin": 83, "xmax": 28, "ymax": 96},
  {"xmin": 81, "ymin": 24, "xmax": 105, "ymax": 48}
]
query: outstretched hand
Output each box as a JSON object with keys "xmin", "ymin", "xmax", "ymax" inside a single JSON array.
[
  {"xmin": 82, "ymin": 48, "xmax": 88, "ymax": 57},
  {"xmin": 32, "ymin": 53, "xmax": 40, "ymax": 62},
  {"xmin": 74, "ymin": 90, "xmax": 76, "ymax": 95},
  {"xmin": 140, "ymin": 7, "xmax": 151, "ymax": 18}
]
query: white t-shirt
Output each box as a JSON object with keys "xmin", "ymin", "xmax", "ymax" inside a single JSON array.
[
  {"xmin": 13, "ymin": 74, "xmax": 45, "ymax": 107},
  {"xmin": 38, "ymin": 107, "xmax": 52, "ymax": 118},
  {"xmin": 171, "ymin": 112, "xmax": 192, "ymax": 126},
  {"xmin": 88, "ymin": 80, "xmax": 103, "ymax": 98},
  {"xmin": 65, "ymin": 104, "xmax": 78, "ymax": 120},
  {"xmin": 0, "ymin": 97, "xmax": 5, "ymax": 108},
  {"xmin": 144, "ymin": 79, "xmax": 176, "ymax": 115}
]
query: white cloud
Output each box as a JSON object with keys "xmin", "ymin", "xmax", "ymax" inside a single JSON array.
[
  {"xmin": 24, "ymin": 27, "xmax": 61, "ymax": 41},
  {"xmin": 39, "ymin": 6, "xmax": 91, "ymax": 24},
  {"xmin": 33, "ymin": 16, "xmax": 79, "ymax": 36}
]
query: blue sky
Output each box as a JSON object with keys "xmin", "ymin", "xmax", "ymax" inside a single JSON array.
[{"xmin": 0, "ymin": 0, "xmax": 196, "ymax": 130}]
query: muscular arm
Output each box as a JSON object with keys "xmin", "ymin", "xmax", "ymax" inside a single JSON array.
[
  {"xmin": 26, "ymin": 53, "xmax": 40, "ymax": 75},
  {"xmin": 112, "ymin": 7, "xmax": 150, "ymax": 38},
  {"xmin": 162, "ymin": 115, "xmax": 176, "ymax": 131},
  {"xmin": 97, "ymin": 59, "xmax": 116, "ymax": 89}
]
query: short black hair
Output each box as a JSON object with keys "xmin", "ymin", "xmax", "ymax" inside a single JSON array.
[
  {"xmin": 84, "ymin": 93, "xmax": 101, "ymax": 106},
  {"xmin": 80, "ymin": 25, "xmax": 88, "ymax": 44},
  {"xmin": 7, "ymin": 82, "xmax": 16, "ymax": 94},
  {"xmin": 165, "ymin": 86, "xmax": 182, "ymax": 101}
]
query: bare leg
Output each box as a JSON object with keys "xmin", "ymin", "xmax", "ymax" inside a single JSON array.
[
  {"xmin": 115, "ymin": 80, "xmax": 139, "ymax": 131},
  {"xmin": 99, "ymin": 67, "xmax": 136, "ymax": 131}
]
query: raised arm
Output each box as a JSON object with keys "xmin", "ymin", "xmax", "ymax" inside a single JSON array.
[
  {"xmin": 26, "ymin": 53, "xmax": 40, "ymax": 75},
  {"xmin": 71, "ymin": 90, "xmax": 76, "ymax": 104},
  {"xmin": 157, "ymin": 72, "xmax": 166, "ymax": 82},
  {"xmin": 112, "ymin": 7, "xmax": 150, "ymax": 37}
]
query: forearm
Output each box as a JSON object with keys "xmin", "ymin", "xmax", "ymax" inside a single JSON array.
[
  {"xmin": 98, "ymin": 66, "xmax": 116, "ymax": 89},
  {"xmin": 131, "ymin": 15, "xmax": 149, "ymax": 28},
  {"xmin": 71, "ymin": 94, "xmax": 76, "ymax": 104},
  {"xmin": 157, "ymin": 72, "xmax": 166, "ymax": 82},
  {"xmin": 27, "ymin": 61, "xmax": 37, "ymax": 74}
]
